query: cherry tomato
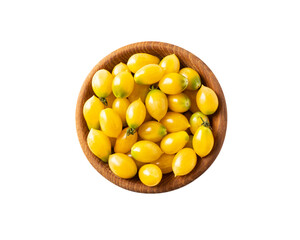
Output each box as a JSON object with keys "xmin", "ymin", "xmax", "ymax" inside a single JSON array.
[
  {"xmin": 159, "ymin": 73, "xmax": 188, "ymax": 94},
  {"xmin": 127, "ymin": 53, "xmax": 160, "ymax": 73},
  {"xmin": 126, "ymin": 98, "xmax": 146, "ymax": 134},
  {"xmin": 92, "ymin": 69, "xmax": 113, "ymax": 105},
  {"xmin": 114, "ymin": 127, "xmax": 138, "ymax": 153},
  {"xmin": 128, "ymin": 82, "xmax": 150, "ymax": 103},
  {"xmin": 189, "ymin": 111, "xmax": 210, "ymax": 134},
  {"xmin": 160, "ymin": 112, "xmax": 190, "ymax": 132},
  {"xmin": 151, "ymin": 153, "xmax": 174, "ymax": 174},
  {"xmin": 193, "ymin": 125, "xmax": 214, "ymax": 157},
  {"xmin": 112, "ymin": 98, "xmax": 130, "ymax": 126},
  {"xmin": 160, "ymin": 131, "xmax": 189, "ymax": 154},
  {"xmin": 179, "ymin": 67, "xmax": 201, "ymax": 90},
  {"xmin": 83, "ymin": 95, "xmax": 104, "ymax": 130},
  {"xmin": 99, "ymin": 108, "xmax": 122, "ymax": 138},
  {"xmin": 134, "ymin": 64, "xmax": 164, "ymax": 85},
  {"xmin": 139, "ymin": 164, "xmax": 162, "ymax": 186},
  {"xmin": 196, "ymin": 85, "xmax": 218, "ymax": 115},
  {"xmin": 159, "ymin": 54, "xmax": 180, "ymax": 74},
  {"xmin": 112, "ymin": 71, "xmax": 134, "ymax": 98},
  {"xmin": 131, "ymin": 140, "xmax": 163, "ymax": 163},
  {"xmin": 112, "ymin": 62, "xmax": 131, "ymax": 76},
  {"xmin": 168, "ymin": 93, "xmax": 191, "ymax": 113},
  {"xmin": 108, "ymin": 153, "xmax": 137, "ymax": 179},
  {"xmin": 87, "ymin": 128, "xmax": 111, "ymax": 162},
  {"xmin": 138, "ymin": 121, "xmax": 167, "ymax": 142},
  {"xmin": 172, "ymin": 148, "xmax": 197, "ymax": 176},
  {"xmin": 145, "ymin": 89, "xmax": 168, "ymax": 121}
]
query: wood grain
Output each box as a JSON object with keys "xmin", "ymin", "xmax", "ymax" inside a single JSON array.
[{"xmin": 75, "ymin": 41, "xmax": 227, "ymax": 193}]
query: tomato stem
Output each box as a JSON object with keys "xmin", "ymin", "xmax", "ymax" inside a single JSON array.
[
  {"xmin": 100, "ymin": 97, "xmax": 108, "ymax": 106},
  {"xmin": 126, "ymin": 127, "xmax": 136, "ymax": 136},
  {"xmin": 199, "ymin": 116, "xmax": 211, "ymax": 128}
]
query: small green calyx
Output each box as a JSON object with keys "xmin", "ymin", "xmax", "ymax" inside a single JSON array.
[
  {"xmin": 100, "ymin": 97, "xmax": 108, "ymax": 106},
  {"xmin": 199, "ymin": 116, "xmax": 211, "ymax": 129},
  {"xmin": 126, "ymin": 128, "xmax": 136, "ymax": 136}
]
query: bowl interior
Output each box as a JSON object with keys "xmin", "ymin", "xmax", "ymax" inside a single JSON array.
[{"xmin": 76, "ymin": 41, "xmax": 227, "ymax": 193}]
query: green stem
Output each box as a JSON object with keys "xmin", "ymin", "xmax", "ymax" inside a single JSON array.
[
  {"xmin": 199, "ymin": 116, "xmax": 211, "ymax": 128},
  {"xmin": 100, "ymin": 97, "xmax": 108, "ymax": 106},
  {"xmin": 126, "ymin": 128, "xmax": 136, "ymax": 136}
]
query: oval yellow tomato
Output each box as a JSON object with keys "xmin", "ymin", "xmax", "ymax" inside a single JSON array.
[
  {"xmin": 151, "ymin": 153, "xmax": 174, "ymax": 174},
  {"xmin": 127, "ymin": 53, "xmax": 160, "ymax": 73},
  {"xmin": 139, "ymin": 164, "xmax": 162, "ymax": 186},
  {"xmin": 184, "ymin": 90, "xmax": 199, "ymax": 113},
  {"xmin": 99, "ymin": 108, "xmax": 122, "ymax": 138},
  {"xmin": 172, "ymin": 148, "xmax": 197, "ymax": 176},
  {"xmin": 145, "ymin": 89, "xmax": 168, "ymax": 121},
  {"xmin": 112, "ymin": 98, "xmax": 130, "ymax": 126},
  {"xmin": 126, "ymin": 98, "xmax": 146, "ymax": 134},
  {"xmin": 189, "ymin": 111, "xmax": 210, "ymax": 134},
  {"xmin": 112, "ymin": 71, "xmax": 134, "ymax": 98},
  {"xmin": 83, "ymin": 96, "xmax": 104, "ymax": 130},
  {"xmin": 160, "ymin": 112, "xmax": 190, "ymax": 132},
  {"xmin": 159, "ymin": 54, "xmax": 180, "ymax": 74},
  {"xmin": 196, "ymin": 85, "xmax": 219, "ymax": 115},
  {"xmin": 134, "ymin": 64, "xmax": 164, "ymax": 85},
  {"xmin": 87, "ymin": 128, "xmax": 111, "ymax": 162},
  {"xmin": 92, "ymin": 69, "xmax": 113, "ymax": 104},
  {"xmin": 138, "ymin": 121, "xmax": 167, "ymax": 142},
  {"xmin": 128, "ymin": 82, "xmax": 150, "ymax": 103},
  {"xmin": 131, "ymin": 140, "xmax": 163, "ymax": 163},
  {"xmin": 193, "ymin": 125, "xmax": 214, "ymax": 157},
  {"xmin": 179, "ymin": 67, "xmax": 201, "ymax": 90},
  {"xmin": 114, "ymin": 127, "xmax": 138, "ymax": 153},
  {"xmin": 108, "ymin": 153, "xmax": 137, "ymax": 179},
  {"xmin": 160, "ymin": 131, "xmax": 189, "ymax": 154},
  {"xmin": 159, "ymin": 73, "xmax": 188, "ymax": 95},
  {"xmin": 168, "ymin": 93, "xmax": 191, "ymax": 113},
  {"xmin": 112, "ymin": 62, "xmax": 131, "ymax": 76}
]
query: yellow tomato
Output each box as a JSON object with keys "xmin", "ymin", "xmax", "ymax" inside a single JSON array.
[
  {"xmin": 87, "ymin": 128, "xmax": 111, "ymax": 162},
  {"xmin": 159, "ymin": 73, "xmax": 188, "ymax": 94},
  {"xmin": 172, "ymin": 148, "xmax": 197, "ymax": 176},
  {"xmin": 128, "ymin": 82, "xmax": 150, "ymax": 103},
  {"xmin": 139, "ymin": 164, "xmax": 162, "ymax": 186},
  {"xmin": 127, "ymin": 53, "xmax": 160, "ymax": 73},
  {"xmin": 151, "ymin": 153, "xmax": 174, "ymax": 174},
  {"xmin": 179, "ymin": 68, "xmax": 201, "ymax": 90},
  {"xmin": 160, "ymin": 112, "xmax": 190, "ymax": 132},
  {"xmin": 99, "ymin": 108, "xmax": 122, "ymax": 138},
  {"xmin": 83, "ymin": 96, "xmax": 104, "ymax": 130},
  {"xmin": 160, "ymin": 131, "xmax": 189, "ymax": 154},
  {"xmin": 168, "ymin": 93, "xmax": 191, "ymax": 113},
  {"xmin": 112, "ymin": 71, "xmax": 134, "ymax": 98},
  {"xmin": 196, "ymin": 85, "xmax": 219, "ymax": 115},
  {"xmin": 189, "ymin": 111, "xmax": 210, "ymax": 134},
  {"xmin": 126, "ymin": 98, "xmax": 146, "ymax": 134},
  {"xmin": 134, "ymin": 64, "xmax": 164, "ymax": 85},
  {"xmin": 108, "ymin": 153, "xmax": 137, "ymax": 179},
  {"xmin": 92, "ymin": 69, "xmax": 113, "ymax": 105},
  {"xmin": 184, "ymin": 90, "xmax": 199, "ymax": 113},
  {"xmin": 185, "ymin": 135, "xmax": 193, "ymax": 148},
  {"xmin": 131, "ymin": 140, "xmax": 163, "ymax": 163},
  {"xmin": 138, "ymin": 121, "xmax": 167, "ymax": 142},
  {"xmin": 145, "ymin": 89, "xmax": 168, "ymax": 121},
  {"xmin": 112, "ymin": 98, "xmax": 130, "ymax": 126},
  {"xmin": 159, "ymin": 54, "xmax": 180, "ymax": 74},
  {"xmin": 106, "ymin": 93, "xmax": 116, "ymax": 108},
  {"xmin": 114, "ymin": 127, "xmax": 138, "ymax": 153},
  {"xmin": 193, "ymin": 125, "xmax": 214, "ymax": 157},
  {"xmin": 112, "ymin": 62, "xmax": 131, "ymax": 76}
]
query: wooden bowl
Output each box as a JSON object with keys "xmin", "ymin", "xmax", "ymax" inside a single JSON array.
[{"xmin": 75, "ymin": 41, "xmax": 227, "ymax": 193}]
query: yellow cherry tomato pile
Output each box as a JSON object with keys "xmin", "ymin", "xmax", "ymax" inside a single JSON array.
[{"xmin": 83, "ymin": 53, "xmax": 219, "ymax": 187}]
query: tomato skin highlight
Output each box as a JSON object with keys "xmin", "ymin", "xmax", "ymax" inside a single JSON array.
[
  {"xmin": 159, "ymin": 54, "xmax": 180, "ymax": 74},
  {"xmin": 139, "ymin": 164, "xmax": 162, "ymax": 186}
]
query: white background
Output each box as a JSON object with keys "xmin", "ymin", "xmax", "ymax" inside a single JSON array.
[{"xmin": 0, "ymin": 0, "xmax": 299, "ymax": 239}]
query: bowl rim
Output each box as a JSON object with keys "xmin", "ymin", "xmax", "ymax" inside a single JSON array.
[{"xmin": 75, "ymin": 41, "xmax": 227, "ymax": 193}]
